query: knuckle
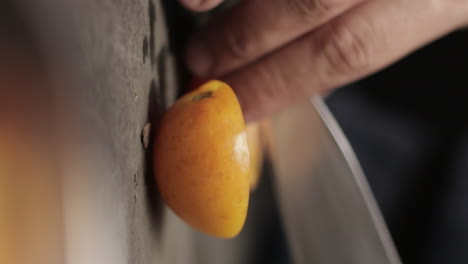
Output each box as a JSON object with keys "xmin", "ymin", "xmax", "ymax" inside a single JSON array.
[
  {"xmin": 255, "ymin": 61, "xmax": 291, "ymax": 102},
  {"xmin": 289, "ymin": 0, "xmax": 336, "ymax": 22},
  {"xmin": 223, "ymin": 28, "xmax": 256, "ymax": 62},
  {"xmin": 321, "ymin": 22, "xmax": 371, "ymax": 76}
]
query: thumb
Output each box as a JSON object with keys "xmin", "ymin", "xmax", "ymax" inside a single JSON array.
[{"xmin": 178, "ymin": 0, "xmax": 224, "ymax": 12}]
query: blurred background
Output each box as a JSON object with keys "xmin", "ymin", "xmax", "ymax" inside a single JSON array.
[
  {"xmin": 1, "ymin": 0, "xmax": 467, "ymax": 263},
  {"xmin": 328, "ymin": 30, "xmax": 468, "ymax": 263}
]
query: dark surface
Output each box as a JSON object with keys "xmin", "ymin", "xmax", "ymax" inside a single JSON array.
[
  {"xmin": 5, "ymin": 1, "xmax": 286, "ymax": 263},
  {"xmin": 327, "ymin": 30, "xmax": 468, "ymax": 264},
  {"xmin": 7, "ymin": 1, "xmax": 197, "ymax": 263}
]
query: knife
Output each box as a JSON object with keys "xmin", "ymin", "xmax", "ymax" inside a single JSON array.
[{"xmin": 270, "ymin": 97, "xmax": 402, "ymax": 264}]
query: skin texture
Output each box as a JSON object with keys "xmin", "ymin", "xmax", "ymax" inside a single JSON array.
[
  {"xmin": 180, "ymin": 0, "xmax": 468, "ymax": 122},
  {"xmin": 178, "ymin": 0, "xmax": 224, "ymax": 11},
  {"xmin": 246, "ymin": 122, "xmax": 263, "ymax": 190},
  {"xmin": 153, "ymin": 80, "xmax": 250, "ymax": 238}
]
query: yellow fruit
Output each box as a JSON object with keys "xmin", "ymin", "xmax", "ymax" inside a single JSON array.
[
  {"xmin": 153, "ymin": 80, "xmax": 250, "ymax": 238},
  {"xmin": 246, "ymin": 122, "xmax": 263, "ymax": 190}
]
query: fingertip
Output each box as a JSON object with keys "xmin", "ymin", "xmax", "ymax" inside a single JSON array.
[
  {"xmin": 226, "ymin": 70, "xmax": 293, "ymax": 123},
  {"xmin": 229, "ymin": 81, "xmax": 261, "ymax": 123},
  {"xmin": 178, "ymin": 0, "xmax": 223, "ymax": 12},
  {"xmin": 237, "ymin": 97, "xmax": 253, "ymax": 123}
]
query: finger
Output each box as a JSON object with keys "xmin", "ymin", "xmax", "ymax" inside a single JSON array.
[
  {"xmin": 186, "ymin": 0, "xmax": 366, "ymax": 77},
  {"xmin": 224, "ymin": 0, "xmax": 468, "ymax": 122},
  {"xmin": 179, "ymin": 0, "xmax": 224, "ymax": 12}
]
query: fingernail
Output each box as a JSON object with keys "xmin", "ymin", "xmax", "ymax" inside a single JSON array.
[{"xmin": 186, "ymin": 40, "xmax": 213, "ymax": 77}]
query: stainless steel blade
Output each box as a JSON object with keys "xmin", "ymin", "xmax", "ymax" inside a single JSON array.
[{"xmin": 271, "ymin": 97, "xmax": 401, "ymax": 264}]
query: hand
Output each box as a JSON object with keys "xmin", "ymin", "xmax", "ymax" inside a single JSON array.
[{"xmin": 180, "ymin": 0, "xmax": 468, "ymax": 122}]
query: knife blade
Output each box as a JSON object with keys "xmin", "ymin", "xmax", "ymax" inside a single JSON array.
[{"xmin": 270, "ymin": 97, "xmax": 401, "ymax": 264}]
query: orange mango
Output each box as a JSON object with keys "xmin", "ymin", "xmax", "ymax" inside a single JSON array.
[
  {"xmin": 153, "ymin": 80, "xmax": 250, "ymax": 238},
  {"xmin": 246, "ymin": 122, "xmax": 263, "ymax": 190}
]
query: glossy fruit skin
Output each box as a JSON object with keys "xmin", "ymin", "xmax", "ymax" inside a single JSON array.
[
  {"xmin": 246, "ymin": 122, "xmax": 264, "ymax": 190},
  {"xmin": 153, "ymin": 80, "xmax": 250, "ymax": 238}
]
